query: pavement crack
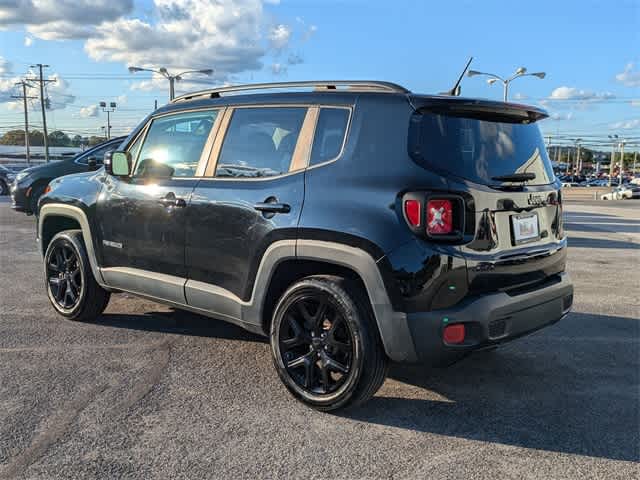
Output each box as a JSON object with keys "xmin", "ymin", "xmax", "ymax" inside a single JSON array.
[
  {"xmin": 114, "ymin": 340, "xmax": 172, "ymax": 413},
  {"xmin": 0, "ymin": 384, "xmax": 107, "ymax": 480}
]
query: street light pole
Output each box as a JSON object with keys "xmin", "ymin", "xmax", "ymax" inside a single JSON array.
[
  {"xmin": 619, "ymin": 140, "xmax": 626, "ymax": 186},
  {"xmin": 99, "ymin": 101, "xmax": 117, "ymax": 139},
  {"xmin": 467, "ymin": 67, "xmax": 546, "ymax": 101},
  {"xmin": 128, "ymin": 66, "xmax": 213, "ymax": 101},
  {"xmin": 608, "ymin": 134, "xmax": 618, "ymax": 186}
]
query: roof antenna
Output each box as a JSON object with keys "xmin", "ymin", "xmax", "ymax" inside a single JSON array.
[{"xmin": 441, "ymin": 56, "xmax": 473, "ymax": 96}]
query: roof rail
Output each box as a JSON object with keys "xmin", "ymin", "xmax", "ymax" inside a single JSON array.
[{"xmin": 171, "ymin": 80, "xmax": 410, "ymax": 103}]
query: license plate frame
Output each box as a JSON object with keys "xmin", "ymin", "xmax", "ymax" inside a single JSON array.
[{"xmin": 511, "ymin": 213, "xmax": 540, "ymax": 245}]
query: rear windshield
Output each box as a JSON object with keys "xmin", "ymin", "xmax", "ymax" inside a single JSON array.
[{"xmin": 409, "ymin": 113, "xmax": 555, "ymax": 186}]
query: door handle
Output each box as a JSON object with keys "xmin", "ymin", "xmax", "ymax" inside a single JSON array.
[
  {"xmin": 159, "ymin": 193, "xmax": 187, "ymax": 208},
  {"xmin": 254, "ymin": 202, "xmax": 291, "ymax": 213}
]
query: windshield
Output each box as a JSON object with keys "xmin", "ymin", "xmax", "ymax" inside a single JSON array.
[{"xmin": 409, "ymin": 113, "xmax": 556, "ymax": 186}]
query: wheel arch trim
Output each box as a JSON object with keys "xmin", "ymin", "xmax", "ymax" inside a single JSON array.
[{"xmin": 39, "ymin": 204, "xmax": 106, "ymax": 286}]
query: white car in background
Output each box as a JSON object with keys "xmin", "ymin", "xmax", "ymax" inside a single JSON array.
[{"xmin": 601, "ymin": 185, "xmax": 640, "ymax": 200}]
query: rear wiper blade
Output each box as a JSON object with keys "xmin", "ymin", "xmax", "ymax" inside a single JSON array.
[{"xmin": 491, "ymin": 173, "xmax": 536, "ymax": 182}]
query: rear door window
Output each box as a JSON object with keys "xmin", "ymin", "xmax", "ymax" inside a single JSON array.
[
  {"xmin": 310, "ymin": 108, "xmax": 350, "ymax": 166},
  {"xmin": 215, "ymin": 107, "xmax": 307, "ymax": 178}
]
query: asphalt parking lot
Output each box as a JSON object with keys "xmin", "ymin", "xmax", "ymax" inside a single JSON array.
[{"xmin": 0, "ymin": 197, "xmax": 638, "ymax": 479}]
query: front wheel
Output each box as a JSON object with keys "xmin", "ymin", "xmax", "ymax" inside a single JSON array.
[
  {"xmin": 270, "ymin": 275, "xmax": 388, "ymax": 411},
  {"xmin": 44, "ymin": 230, "xmax": 111, "ymax": 321}
]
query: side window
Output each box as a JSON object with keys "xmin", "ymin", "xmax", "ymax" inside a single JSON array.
[
  {"xmin": 77, "ymin": 142, "xmax": 117, "ymax": 165},
  {"xmin": 215, "ymin": 107, "xmax": 307, "ymax": 178},
  {"xmin": 309, "ymin": 108, "xmax": 350, "ymax": 166},
  {"xmin": 134, "ymin": 110, "xmax": 217, "ymax": 178}
]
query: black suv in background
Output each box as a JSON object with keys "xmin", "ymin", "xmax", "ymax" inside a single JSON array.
[
  {"xmin": 11, "ymin": 137, "xmax": 124, "ymax": 214},
  {"xmin": 37, "ymin": 81, "xmax": 573, "ymax": 411}
]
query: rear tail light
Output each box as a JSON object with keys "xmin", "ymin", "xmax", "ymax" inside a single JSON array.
[
  {"xmin": 443, "ymin": 324, "xmax": 465, "ymax": 344},
  {"xmin": 427, "ymin": 199, "xmax": 453, "ymax": 235},
  {"xmin": 401, "ymin": 193, "xmax": 465, "ymax": 241},
  {"xmin": 403, "ymin": 200, "xmax": 421, "ymax": 227}
]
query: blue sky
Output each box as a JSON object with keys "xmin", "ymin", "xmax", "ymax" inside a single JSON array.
[{"xmin": 0, "ymin": 0, "xmax": 638, "ymax": 149}]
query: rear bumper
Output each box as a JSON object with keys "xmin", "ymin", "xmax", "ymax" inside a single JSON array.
[{"xmin": 401, "ymin": 272, "xmax": 573, "ymax": 364}]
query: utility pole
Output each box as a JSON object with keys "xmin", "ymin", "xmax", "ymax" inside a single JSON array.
[
  {"xmin": 11, "ymin": 81, "xmax": 37, "ymax": 165},
  {"xmin": 99, "ymin": 101, "xmax": 117, "ymax": 139},
  {"xmin": 27, "ymin": 64, "xmax": 56, "ymax": 162}
]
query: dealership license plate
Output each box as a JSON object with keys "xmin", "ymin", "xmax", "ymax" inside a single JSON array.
[{"xmin": 511, "ymin": 213, "xmax": 539, "ymax": 245}]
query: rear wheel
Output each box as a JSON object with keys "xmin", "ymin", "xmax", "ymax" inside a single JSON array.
[
  {"xmin": 270, "ymin": 275, "xmax": 388, "ymax": 411},
  {"xmin": 44, "ymin": 230, "xmax": 110, "ymax": 321}
]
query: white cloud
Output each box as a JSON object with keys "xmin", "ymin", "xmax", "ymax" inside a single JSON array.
[
  {"xmin": 615, "ymin": 62, "xmax": 640, "ymax": 88},
  {"xmin": 268, "ymin": 24, "xmax": 291, "ymax": 50},
  {"xmin": 79, "ymin": 105, "xmax": 99, "ymax": 117},
  {"xmin": 24, "ymin": 35, "xmax": 33, "ymax": 46},
  {"xmin": 548, "ymin": 86, "xmax": 615, "ymax": 101},
  {"xmin": 609, "ymin": 119, "xmax": 640, "ymax": 130},
  {"xmin": 549, "ymin": 112, "xmax": 574, "ymax": 121},
  {"xmin": 85, "ymin": 0, "xmax": 290, "ymax": 83},
  {"xmin": 0, "ymin": 0, "xmax": 134, "ymax": 39},
  {"xmin": 270, "ymin": 63, "xmax": 287, "ymax": 75},
  {"xmin": 0, "ymin": 57, "xmax": 19, "ymax": 104},
  {"xmin": 287, "ymin": 53, "xmax": 303, "ymax": 65},
  {"xmin": 0, "ymin": 56, "xmax": 11, "ymax": 75},
  {"xmin": 513, "ymin": 93, "xmax": 528, "ymax": 100},
  {"xmin": 1, "ymin": 67, "xmax": 75, "ymax": 111}
]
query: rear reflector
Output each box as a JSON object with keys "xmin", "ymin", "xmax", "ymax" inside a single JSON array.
[
  {"xmin": 443, "ymin": 324, "xmax": 465, "ymax": 344},
  {"xmin": 427, "ymin": 199, "xmax": 453, "ymax": 234},
  {"xmin": 404, "ymin": 199, "xmax": 421, "ymax": 227}
]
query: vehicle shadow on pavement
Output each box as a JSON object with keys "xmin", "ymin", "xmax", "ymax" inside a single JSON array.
[
  {"xmin": 344, "ymin": 312, "xmax": 640, "ymax": 462},
  {"xmin": 568, "ymin": 237, "xmax": 640, "ymax": 250},
  {"xmin": 97, "ymin": 310, "xmax": 268, "ymax": 344}
]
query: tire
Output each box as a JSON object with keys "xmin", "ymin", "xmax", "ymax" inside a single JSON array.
[
  {"xmin": 0, "ymin": 180, "xmax": 7, "ymax": 196},
  {"xmin": 44, "ymin": 229, "xmax": 111, "ymax": 321},
  {"xmin": 270, "ymin": 275, "xmax": 388, "ymax": 411}
]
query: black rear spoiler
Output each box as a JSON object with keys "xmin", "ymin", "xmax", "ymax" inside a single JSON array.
[{"xmin": 409, "ymin": 95, "xmax": 548, "ymax": 123}]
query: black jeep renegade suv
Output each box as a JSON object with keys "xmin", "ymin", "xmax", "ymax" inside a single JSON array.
[{"xmin": 36, "ymin": 81, "xmax": 573, "ymax": 411}]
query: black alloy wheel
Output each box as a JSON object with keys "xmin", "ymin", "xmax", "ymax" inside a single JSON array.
[
  {"xmin": 278, "ymin": 293, "xmax": 354, "ymax": 394},
  {"xmin": 46, "ymin": 242, "xmax": 83, "ymax": 310},
  {"xmin": 44, "ymin": 230, "xmax": 111, "ymax": 321},
  {"xmin": 271, "ymin": 275, "xmax": 388, "ymax": 411}
]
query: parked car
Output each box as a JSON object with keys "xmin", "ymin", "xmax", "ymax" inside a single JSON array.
[
  {"xmin": 10, "ymin": 137, "xmax": 125, "ymax": 214},
  {"xmin": 0, "ymin": 164, "xmax": 17, "ymax": 195},
  {"xmin": 601, "ymin": 185, "xmax": 640, "ymax": 200},
  {"xmin": 37, "ymin": 81, "xmax": 573, "ymax": 411}
]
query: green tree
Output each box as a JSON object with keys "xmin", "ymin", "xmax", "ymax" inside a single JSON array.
[
  {"xmin": 0, "ymin": 130, "xmax": 26, "ymax": 145},
  {"xmin": 87, "ymin": 136, "xmax": 107, "ymax": 146},
  {"xmin": 48, "ymin": 130, "xmax": 71, "ymax": 147}
]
